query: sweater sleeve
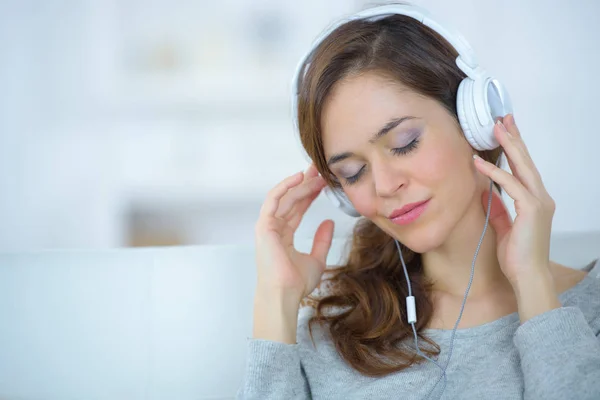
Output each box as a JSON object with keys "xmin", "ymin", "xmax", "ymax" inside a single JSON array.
[
  {"xmin": 513, "ymin": 306, "xmax": 600, "ymax": 400},
  {"xmin": 235, "ymin": 338, "xmax": 311, "ymax": 400}
]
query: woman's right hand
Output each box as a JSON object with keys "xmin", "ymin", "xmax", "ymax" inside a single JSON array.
[{"xmin": 254, "ymin": 164, "xmax": 335, "ymax": 304}]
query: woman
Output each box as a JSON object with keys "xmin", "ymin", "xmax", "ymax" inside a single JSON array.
[{"xmin": 237, "ymin": 3, "xmax": 600, "ymax": 399}]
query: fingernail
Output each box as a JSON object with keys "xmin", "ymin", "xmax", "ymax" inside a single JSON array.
[
  {"xmin": 496, "ymin": 120, "xmax": 512, "ymax": 137},
  {"xmin": 473, "ymin": 154, "xmax": 484, "ymax": 162}
]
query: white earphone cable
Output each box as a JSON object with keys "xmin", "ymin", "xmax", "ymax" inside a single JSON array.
[{"xmin": 396, "ymin": 153, "xmax": 502, "ymax": 399}]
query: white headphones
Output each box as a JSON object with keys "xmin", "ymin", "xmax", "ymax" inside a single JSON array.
[{"xmin": 290, "ymin": 3, "xmax": 513, "ymax": 218}]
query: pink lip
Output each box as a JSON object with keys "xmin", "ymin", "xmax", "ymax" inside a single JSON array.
[{"xmin": 388, "ymin": 199, "xmax": 430, "ymax": 226}]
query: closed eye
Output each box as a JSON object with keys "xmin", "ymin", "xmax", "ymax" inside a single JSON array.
[
  {"xmin": 342, "ymin": 138, "xmax": 420, "ymax": 186},
  {"xmin": 390, "ymin": 138, "xmax": 419, "ymax": 156}
]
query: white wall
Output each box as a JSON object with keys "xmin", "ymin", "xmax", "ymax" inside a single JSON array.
[{"xmin": 0, "ymin": 0, "xmax": 598, "ymax": 250}]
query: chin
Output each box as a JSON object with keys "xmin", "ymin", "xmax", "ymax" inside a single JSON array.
[
  {"xmin": 379, "ymin": 214, "xmax": 451, "ymax": 254},
  {"xmin": 398, "ymin": 228, "xmax": 444, "ymax": 254}
]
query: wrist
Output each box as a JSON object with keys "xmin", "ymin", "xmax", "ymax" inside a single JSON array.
[
  {"xmin": 513, "ymin": 269, "xmax": 561, "ymax": 323},
  {"xmin": 252, "ymin": 289, "xmax": 301, "ymax": 344}
]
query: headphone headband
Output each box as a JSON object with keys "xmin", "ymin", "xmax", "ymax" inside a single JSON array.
[{"xmin": 291, "ymin": 4, "xmax": 483, "ymax": 128}]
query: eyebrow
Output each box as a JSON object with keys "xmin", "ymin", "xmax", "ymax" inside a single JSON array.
[{"xmin": 326, "ymin": 116, "xmax": 417, "ymax": 166}]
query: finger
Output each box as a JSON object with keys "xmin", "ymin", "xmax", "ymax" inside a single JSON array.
[
  {"xmin": 504, "ymin": 114, "xmax": 522, "ymax": 139},
  {"xmin": 503, "ymin": 114, "xmax": 538, "ymax": 176},
  {"xmin": 287, "ymin": 186, "xmax": 323, "ymax": 230},
  {"xmin": 498, "ymin": 115, "xmax": 531, "ymax": 160},
  {"xmin": 497, "ymin": 117, "xmax": 521, "ymax": 183},
  {"xmin": 473, "ymin": 154, "xmax": 533, "ymax": 203},
  {"xmin": 282, "ymin": 164, "xmax": 321, "ymax": 221},
  {"xmin": 259, "ymin": 171, "xmax": 304, "ymax": 219},
  {"xmin": 494, "ymin": 117, "xmax": 545, "ymax": 197},
  {"xmin": 303, "ymin": 163, "xmax": 319, "ymax": 181},
  {"xmin": 482, "ymin": 189, "xmax": 512, "ymax": 239},
  {"xmin": 311, "ymin": 219, "xmax": 335, "ymax": 265},
  {"xmin": 276, "ymin": 175, "xmax": 326, "ymax": 219},
  {"xmin": 503, "ymin": 116, "xmax": 556, "ymax": 210}
]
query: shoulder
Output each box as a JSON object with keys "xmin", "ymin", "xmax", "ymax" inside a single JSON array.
[
  {"xmin": 294, "ymin": 303, "xmax": 339, "ymax": 361},
  {"xmin": 582, "ymin": 257, "xmax": 600, "ymax": 278},
  {"xmin": 551, "ymin": 257, "xmax": 599, "ymax": 297},
  {"xmin": 559, "ymin": 258, "xmax": 600, "ymax": 334}
]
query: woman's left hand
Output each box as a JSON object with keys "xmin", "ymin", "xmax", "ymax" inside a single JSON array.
[{"xmin": 473, "ymin": 114, "xmax": 561, "ymax": 320}]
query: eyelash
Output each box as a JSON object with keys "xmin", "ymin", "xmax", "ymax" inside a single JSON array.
[{"xmin": 343, "ymin": 138, "xmax": 420, "ymax": 186}]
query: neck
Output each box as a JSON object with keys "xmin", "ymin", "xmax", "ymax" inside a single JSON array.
[{"xmin": 421, "ymin": 195, "xmax": 512, "ymax": 300}]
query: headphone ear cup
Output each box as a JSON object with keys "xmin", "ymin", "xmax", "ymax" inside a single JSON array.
[
  {"xmin": 456, "ymin": 78, "xmax": 481, "ymax": 150},
  {"xmin": 456, "ymin": 77, "xmax": 481, "ymax": 150},
  {"xmin": 458, "ymin": 76, "xmax": 513, "ymax": 151},
  {"xmin": 323, "ymin": 186, "xmax": 361, "ymax": 217}
]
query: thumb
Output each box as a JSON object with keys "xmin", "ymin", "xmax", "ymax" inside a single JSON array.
[
  {"xmin": 482, "ymin": 189, "xmax": 512, "ymax": 239},
  {"xmin": 311, "ymin": 219, "xmax": 335, "ymax": 265}
]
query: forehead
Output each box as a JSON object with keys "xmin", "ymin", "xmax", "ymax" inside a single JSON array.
[{"xmin": 321, "ymin": 73, "xmax": 426, "ymax": 153}]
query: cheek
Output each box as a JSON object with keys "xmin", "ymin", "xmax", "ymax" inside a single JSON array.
[
  {"xmin": 411, "ymin": 143, "xmax": 452, "ymax": 186},
  {"xmin": 347, "ymin": 188, "xmax": 378, "ymax": 218},
  {"xmin": 423, "ymin": 140, "xmax": 478, "ymax": 200},
  {"xmin": 418, "ymin": 131, "xmax": 476, "ymax": 186}
]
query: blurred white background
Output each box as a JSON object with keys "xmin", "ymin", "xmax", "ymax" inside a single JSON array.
[{"xmin": 0, "ymin": 0, "xmax": 598, "ymax": 251}]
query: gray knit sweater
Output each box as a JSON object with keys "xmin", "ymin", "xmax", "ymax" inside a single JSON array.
[{"xmin": 236, "ymin": 258, "xmax": 600, "ymax": 400}]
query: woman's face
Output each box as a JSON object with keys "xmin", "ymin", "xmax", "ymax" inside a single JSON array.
[{"xmin": 321, "ymin": 72, "xmax": 487, "ymax": 253}]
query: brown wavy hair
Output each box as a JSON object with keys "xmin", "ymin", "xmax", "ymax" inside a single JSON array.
[{"xmin": 296, "ymin": 6, "xmax": 503, "ymax": 377}]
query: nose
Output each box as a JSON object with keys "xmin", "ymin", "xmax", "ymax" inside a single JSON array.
[{"xmin": 372, "ymin": 159, "xmax": 405, "ymax": 198}]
